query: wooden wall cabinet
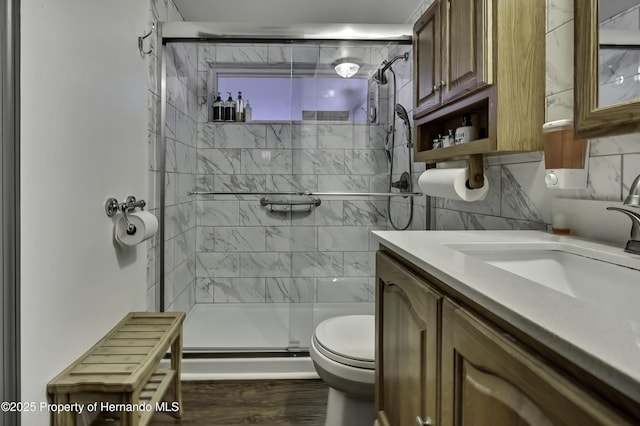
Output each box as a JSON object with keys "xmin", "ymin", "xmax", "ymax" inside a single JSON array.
[
  {"xmin": 414, "ymin": 2, "xmax": 441, "ymax": 115},
  {"xmin": 413, "ymin": 0, "xmax": 545, "ymax": 164},
  {"xmin": 376, "ymin": 249, "xmax": 637, "ymax": 426}
]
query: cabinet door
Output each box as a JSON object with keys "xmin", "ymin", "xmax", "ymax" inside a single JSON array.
[
  {"xmin": 375, "ymin": 252, "xmax": 441, "ymax": 426},
  {"xmin": 441, "ymin": 300, "xmax": 634, "ymax": 426},
  {"xmin": 413, "ymin": 0, "xmax": 442, "ymax": 116},
  {"xmin": 442, "ymin": 0, "xmax": 491, "ymax": 104}
]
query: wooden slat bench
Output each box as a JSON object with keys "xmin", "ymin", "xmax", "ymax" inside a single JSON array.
[{"xmin": 47, "ymin": 312, "xmax": 185, "ymax": 426}]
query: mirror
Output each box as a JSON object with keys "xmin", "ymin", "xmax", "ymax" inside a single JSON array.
[{"xmin": 574, "ymin": 0, "xmax": 640, "ymax": 138}]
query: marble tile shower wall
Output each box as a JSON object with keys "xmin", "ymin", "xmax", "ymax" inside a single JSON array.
[
  {"xmin": 147, "ymin": 0, "xmax": 198, "ymax": 312},
  {"xmin": 193, "ymin": 43, "xmax": 398, "ymax": 305},
  {"xmin": 409, "ymin": 0, "xmax": 640, "ymax": 231},
  {"xmin": 163, "ymin": 42, "xmax": 198, "ymax": 312}
]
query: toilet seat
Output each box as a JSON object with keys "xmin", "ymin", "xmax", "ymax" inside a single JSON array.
[
  {"xmin": 310, "ymin": 314, "xmax": 376, "ymax": 425},
  {"xmin": 313, "ymin": 315, "xmax": 375, "ymax": 370}
]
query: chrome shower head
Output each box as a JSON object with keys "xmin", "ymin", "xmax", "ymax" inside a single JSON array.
[
  {"xmin": 372, "ymin": 52, "xmax": 409, "ymax": 85},
  {"xmin": 395, "ymin": 104, "xmax": 412, "ymax": 145}
]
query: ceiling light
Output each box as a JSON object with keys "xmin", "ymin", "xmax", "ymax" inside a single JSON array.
[{"xmin": 334, "ymin": 60, "xmax": 360, "ymax": 78}]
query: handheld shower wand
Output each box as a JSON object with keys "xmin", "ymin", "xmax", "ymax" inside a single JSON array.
[{"xmin": 395, "ymin": 104, "xmax": 412, "ymax": 146}]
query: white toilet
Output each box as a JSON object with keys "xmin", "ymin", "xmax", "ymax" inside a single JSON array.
[{"xmin": 310, "ymin": 314, "xmax": 375, "ymax": 426}]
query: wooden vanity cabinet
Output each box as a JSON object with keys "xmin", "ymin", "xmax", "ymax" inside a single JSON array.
[
  {"xmin": 442, "ymin": 299, "xmax": 633, "ymax": 426},
  {"xmin": 376, "ymin": 249, "xmax": 637, "ymax": 426},
  {"xmin": 375, "ymin": 251, "xmax": 441, "ymax": 426},
  {"xmin": 413, "ymin": 0, "xmax": 544, "ymax": 163}
]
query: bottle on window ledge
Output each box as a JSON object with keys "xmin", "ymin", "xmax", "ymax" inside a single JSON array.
[
  {"xmin": 235, "ymin": 91, "xmax": 244, "ymax": 122},
  {"xmin": 224, "ymin": 92, "xmax": 236, "ymax": 122},
  {"xmin": 244, "ymin": 100, "xmax": 252, "ymax": 122},
  {"xmin": 212, "ymin": 92, "xmax": 224, "ymax": 122}
]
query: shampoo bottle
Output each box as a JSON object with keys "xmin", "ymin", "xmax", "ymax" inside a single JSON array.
[
  {"xmin": 454, "ymin": 113, "xmax": 478, "ymax": 145},
  {"xmin": 212, "ymin": 92, "xmax": 224, "ymax": 122},
  {"xmin": 224, "ymin": 92, "xmax": 236, "ymax": 122},
  {"xmin": 235, "ymin": 91, "xmax": 244, "ymax": 122},
  {"xmin": 244, "ymin": 100, "xmax": 252, "ymax": 122}
]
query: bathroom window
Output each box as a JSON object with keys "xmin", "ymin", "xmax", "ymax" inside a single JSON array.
[{"xmin": 211, "ymin": 72, "xmax": 371, "ymax": 122}]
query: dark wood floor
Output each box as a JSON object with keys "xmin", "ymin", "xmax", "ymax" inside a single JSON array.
[{"xmin": 150, "ymin": 380, "xmax": 328, "ymax": 426}]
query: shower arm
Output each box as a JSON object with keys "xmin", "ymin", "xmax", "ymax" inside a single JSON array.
[
  {"xmin": 378, "ymin": 52, "xmax": 409, "ymax": 75},
  {"xmin": 373, "ymin": 52, "xmax": 409, "ymax": 84}
]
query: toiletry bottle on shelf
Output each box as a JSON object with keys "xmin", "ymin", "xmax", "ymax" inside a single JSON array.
[
  {"xmin": 244, "ymin": 100, "xmax": 252, "ymax": 122},
  {"xmin": 235, "ymin": 91, "xmax": 244, "ymax": 122},
  {"xmin": 454, "ymin": 113, "xmax": 478, "ymax": 145},
  {"xmin": 212, "ymin": 92, "xmax": 224, "ymax": 122},
  {"xmin": 443, "ymin": 129, "xmax": 454, "ymax": 147},
  {"xmin": 224, "ymin": 92, "xmax": 236, "ymax": 122}
]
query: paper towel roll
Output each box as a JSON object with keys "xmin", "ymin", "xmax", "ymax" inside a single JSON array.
[
  {"xmin": 418, "ymin": 168, "xmax": 489, "ymax": 202},
  {"xmin": 115, "ymin": 211, "xmax": 159, "ymax": 246}
]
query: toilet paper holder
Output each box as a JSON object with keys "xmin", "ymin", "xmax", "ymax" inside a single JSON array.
[{"xmin": 105, "ymin": 196, "xmax": 147, "ymax": 236}]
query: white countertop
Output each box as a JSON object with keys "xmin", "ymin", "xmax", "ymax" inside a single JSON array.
[{"xmin": 372, "ymin": 230, "xmax": 640, "ymax": 404}]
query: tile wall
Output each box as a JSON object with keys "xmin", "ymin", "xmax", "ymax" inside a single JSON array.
[
  {"xmin": 408, "ymin": 0, "xmax": 640, "ymax": 231},
  {"xmin": 162, "ymin": 42, "xmax": 198, "ymax": 311},
  {"xmin": 146, "ymin": 6, "xmax": 425, "ymax": 314},
  {"xmin": 147, "ymin": 0, "xmax": 199, "ymax": 312},
  {"xmin": 192, "ymin": 42, "xmax": 424, "ymax": 307}
]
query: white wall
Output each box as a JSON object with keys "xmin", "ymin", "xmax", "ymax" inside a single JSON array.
[{"xmin": 21, "ymin": 0, "xmax": 150, "ymax": 423}]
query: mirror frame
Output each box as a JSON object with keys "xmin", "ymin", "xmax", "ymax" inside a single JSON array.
[{"xmin": 574, "ymin": 0, "xmax": 640, "ymax": 139}]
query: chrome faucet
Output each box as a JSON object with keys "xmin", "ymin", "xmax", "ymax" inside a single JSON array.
[
  {"xmin": 624, "ymin": 174, "xmax": 640, "ymax": 207},
  {"xmin": 607, "ymin": 174, "xmax": 640, "ymax": 254}
]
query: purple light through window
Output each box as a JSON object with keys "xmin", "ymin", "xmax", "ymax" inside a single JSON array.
[{"xmin": 218, "ymin": 76, "xmax": 368, "ymax": 122}]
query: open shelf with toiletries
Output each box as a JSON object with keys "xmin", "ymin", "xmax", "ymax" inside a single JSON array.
[{"xmin": 412, "ymin": 0, "xmax": 545, "ymax": 165}]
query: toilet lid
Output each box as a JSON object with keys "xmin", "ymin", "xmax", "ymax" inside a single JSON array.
[{"xmin": 314, "ymin": 315, "xmax": 375, "ymax": 369}]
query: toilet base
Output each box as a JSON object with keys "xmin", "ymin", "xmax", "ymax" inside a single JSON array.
[{"xmin": 324, "ymin": 387, "xmax": 374, "ymax": 426}]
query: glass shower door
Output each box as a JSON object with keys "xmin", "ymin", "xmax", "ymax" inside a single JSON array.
[{"xmin": 163, "ymin": 37, "xmax": 392, "ymax": 353}]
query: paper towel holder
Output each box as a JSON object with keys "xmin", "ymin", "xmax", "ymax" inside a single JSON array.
[
  {"xmin": 467, "ymin": 154, "xmax": 485, "ymax": 189},
  {"xmin": 105, "ymin": 196, "xmax": 147, "ymax": 235}
]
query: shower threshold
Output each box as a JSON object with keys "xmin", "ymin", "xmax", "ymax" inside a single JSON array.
[
  {"xmin": 178, "ymin": 356, "xmax": 318, "ymax": 381},
  {"xmin": 178, "ymin": 302, "xmax": 373, "ymax": 380}
]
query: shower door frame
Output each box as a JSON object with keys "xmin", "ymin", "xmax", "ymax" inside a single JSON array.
[
  {"xmin": 1, "ymin": 0, "xmax": 20, "ymax": 424},
  {"xmin": 156, "ymin": 22, "xmax": 412, "ymax": 353}
]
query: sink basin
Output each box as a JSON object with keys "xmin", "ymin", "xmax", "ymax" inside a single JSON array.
[{"xmin": 449, "ymin": 244, "xmax": 640, "ymax": 321}]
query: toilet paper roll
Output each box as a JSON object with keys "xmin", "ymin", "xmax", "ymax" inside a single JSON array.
[
  {"xmin": 115, "ymin": 211, "xmax": 159, "ymax": 246},
  {"xmin": 418, "ymin": 168, "xmax": 489, "ymax": 202}
]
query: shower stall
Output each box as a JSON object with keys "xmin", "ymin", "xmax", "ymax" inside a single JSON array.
[{"xmin": 155, "ymin": 22, "xmax": 424, "ymax": 373}]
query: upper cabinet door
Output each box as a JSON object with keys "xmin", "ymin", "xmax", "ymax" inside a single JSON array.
[
  {"xmin": 442, "ymin": 0, "xmax": 491, "ymax": 104},
  {"xmin": 412, "ymin": 0, "xmax": 544, "ymax": 164},
  {"xmin": 414, "ymin": 2, "xmax": 442, "ymax": 116}
]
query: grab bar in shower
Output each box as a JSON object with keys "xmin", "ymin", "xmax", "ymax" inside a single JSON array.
[
  {"xmin": 260, "ymin": 196, "xmax": 321, "ymax": 212},
  {"xmin": 188, "ymin": 191, "xmax": 424, "ymax": 197}
]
